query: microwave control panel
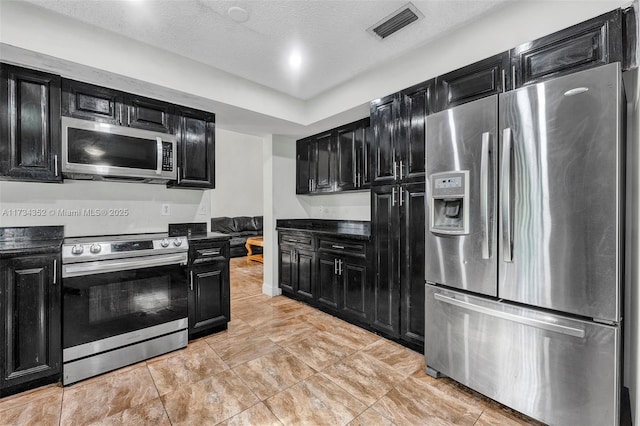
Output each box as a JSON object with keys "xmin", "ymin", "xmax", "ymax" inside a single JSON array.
[{"xmin": 162, "ymin": 142, "xmax": 174, "ymax": 171}]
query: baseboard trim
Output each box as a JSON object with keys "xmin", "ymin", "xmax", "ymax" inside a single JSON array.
[{"xmin": 262, "ymin": 282, "xmax": 282, "ymax": 297}]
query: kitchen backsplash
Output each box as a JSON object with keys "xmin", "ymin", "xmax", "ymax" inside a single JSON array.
[{"xmin": 0, "ymin": 180, "xmax": 210, "ymax": 237}]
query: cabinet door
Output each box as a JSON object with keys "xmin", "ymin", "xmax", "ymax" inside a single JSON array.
[
  {"xmin": 511, "ymin": 9, "xmax": 622, "ymax": 87},
  {"xmin": 398, "ymin": 82, "xmax": 431, "ymax": 183},
  {"xmin": 296, "ymin": 138, "xmax": 312, "ymax": 194},
  {"xmin": 278, "ymin": 245, "xmax": 295, "ymax": 293},
  {"xmin": 400, "ymin": 182, "xmax": 426, "ymax": 348},
  {"xmin": 371, "ymin": 185, "xmax": 400, "ymax": 337},
  {"xmin": 313, "ymin": 132, "xmax": 333, "ymax": 192},
  {"xmin": 435, "ymin": 54, "xmax": 509, "ymax": 111},
  {"xmin": 317, "ymin": 253, "xmax": 339, "ymax": 310},
  {"xmin": 0, "ymin": 64, "xmax": 61, "ymax": 182},
  {"xmin": 295, "ymin": 249, "xmax": 315, "ymax": 301},
  {"xmin": 125, "ymin": 95, "xmax": 174, "ymax": 133},
  {"xmin": 173, "ymin": 107, "xmax": 215, "ymax": 189},
  {"xmin": 370, "ymin": 94, "xmax": 398, "ymax": 186},
  {"xmin": 341, "ymin": 256, "xmax": 368, "ymax": 322},
  {"xmin": 0, "ymin": 254, "xmax": 60, "ymax": 391},
  {"xmin": 355, "ymin": 122, "xmax": 372, "ymax": 189},
  {"xmin": 188, "ymin": 261, "xmax": 230, "ymax": 337},
  {"xmin": 335, "ymin": 127, "xmax": 356, "ymax": 191},
  {"xmin": 61, "ymin": 79, "xmax": 122, "ymax": 125}
]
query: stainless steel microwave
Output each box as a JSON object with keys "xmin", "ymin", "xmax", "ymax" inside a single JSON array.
[{"xmin": 61, "ymin": 116, "xmax": 177, "ymax": 183}]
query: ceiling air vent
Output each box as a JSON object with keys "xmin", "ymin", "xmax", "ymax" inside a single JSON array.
[{"xmin": 367, "ymin": 3, "xmax": 424, "ymax": 40}]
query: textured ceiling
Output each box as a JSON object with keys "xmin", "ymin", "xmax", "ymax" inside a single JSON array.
[{"xmin": 24, "ymin": 0, "xmax": 508, "ymax": 100}]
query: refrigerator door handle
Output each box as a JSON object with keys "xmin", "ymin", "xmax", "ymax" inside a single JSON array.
[
  {"xmin": 501, "ymin": 127, "xmax": 513, "ymax": 262},
  {"xmin": 433, "ymin": 293, "xmax": 586, "ymax": 338},
  {"xmin": 480, "ymin": 131, "xmax": 491, "ymax": 259}
]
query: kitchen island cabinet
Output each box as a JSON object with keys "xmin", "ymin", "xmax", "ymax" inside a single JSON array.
[{"xmin": 0, "ymin": 226, "xmax": 63, "ymax": 397}]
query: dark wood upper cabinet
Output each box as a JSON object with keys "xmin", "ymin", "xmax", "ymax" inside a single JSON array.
[
  {"xmin": 170, "ymin": 106, "xmax": 215, "ymax": 189},
  {"xmin": 313, "ymin": 132, "xmax": 333, "ymax": 192},
  {"xmin": 0, "ymin": 64, "xmax": 61, "ymax": 182},
  {"xmin": 370, "ymin": 94, "xmax": 398, "ymax": 186},
  {"xmin": 370, "ymin": 80, "xmax": 433, "ymax": 186},
  {"xmin": 296, "ymin": 138, "xmax": 313, "ymax": 194},
  {"xmin": 61, "ymin": 79, "xmax": 122, "ymax": 125},
  {"xmin": 435, "ymin": 52, "xmax": 510, "ymax": 110},
  {"xmin": 511, "ymin": 9, "xmax": 622, "ymax": 87},
  {"xmin": 125, "ymin": 95, "xmax": 174, "ymax": 133},
  {"xmin": 295, "ymin": 117, "xmax": 370, "ymax": 194},
  {"xmin": 1, "ymin": 253, "xmax": 61, "ymax": 396}
]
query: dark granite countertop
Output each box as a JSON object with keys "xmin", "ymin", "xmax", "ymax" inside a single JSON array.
[
  {"xmin": 276, "ymin": 219, "xmax": 370, "ymax": 240},
  {"xmin": 0, "ymin": 226, "xmax": 64, "ymax": 256},
  {"xmin": 168, "ymin": 223, "xmax": 231, "ymax": 241}
]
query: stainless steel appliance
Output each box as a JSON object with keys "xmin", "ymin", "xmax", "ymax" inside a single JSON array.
[
  {"xmin": 425, "ymin": 63, "xmax": 624, "ymax": 425},
  {"xmin": 61, "ymin": 116, "xmax": 176, "ymax": 183},
  {"xmin": 61, "ymin": 233, "xmax": 188, "ymax": 385}
]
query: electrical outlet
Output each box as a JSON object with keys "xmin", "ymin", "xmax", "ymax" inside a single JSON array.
[{"xmin": 161, "ymin": 204, "xmax": 170, "ymax": 216}]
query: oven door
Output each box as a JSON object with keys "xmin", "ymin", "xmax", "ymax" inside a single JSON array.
[{"xmin": 62, "ymin": 258, "xmax": 187, "ymax": 351}]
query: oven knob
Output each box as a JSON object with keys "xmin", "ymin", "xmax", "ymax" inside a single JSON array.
[
  {"xmin": 71, "ymin": 244, "xmax": 84, "ymax": 255},
  {"xmin": 172, "ymin": 239, "xmax": 182, "ymax": 247},
  {"xmin": 160, "ymin": 239, "xmax": 170, "ymax": 248},
  {"xmin": 90, "ymin": 244, "xmax": 102, "ymax": 254}
]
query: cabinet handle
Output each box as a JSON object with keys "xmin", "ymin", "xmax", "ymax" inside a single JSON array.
[
  {"xmin": 127, "ymin": 106, "xmax": 132, "ymax": 125},
  {"xmin": 399, "ymin": 161, "xmax": 404, "ymax": 180},
  {"xmin": 119, "ymin": 104, "xmax": 123, "ymax": 125},
  {"xmin": 190, "ymin": 270, "xmax": 194, "ymax": 291},
  {"xmin": 511, "ymin": 65, "xmax": 516, "ymax": 88},
  {"xmin": 52, "ymin": 259, "xmax": 57, "ymax": 284},
  {"xmin": 399, "ymin": 187, "xmax": 404, "ymax": 206},
  {"xmin": 54, "ymin": 154, "xmax": 58, "ymax": 176},
  {"xmin": 357, "ymin": 173, "xmax": 361, "ymax": 187},
  {"xmin": 334, "ymin": 258, "xmax": 338, "ymax": 275},
  {"xmin": 331, "ymin": 245, "xmax": 345, "ymax": 250},
  {"xmin": 338, "ymin": 259, "xmax": 343, "ymax": 276},
  {"xmin": 177, "ymin": 166, "xmax": 181, "ymax": 184},
  {"xmin": 311, "ymin": 179, "xmax": 315, "ymax": 191},
  {"xmin": 393, "ymin": 160, "xmax": 397, "ymax": 180},
  {"xmin": 308, "ymin": 179, "xmax": 312, "ymax": 192},
  {"xmin": 392, "ymin": 187, "xmax": 397, "ymax": 206},
  {"xmin": 501, "ymin": 69, "xmax": 507, "ymax": 92}
]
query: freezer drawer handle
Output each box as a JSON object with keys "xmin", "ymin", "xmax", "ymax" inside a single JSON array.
[
  {"xmin": 501, "ymin": 128, "xmax": 513, "ymax": 262},
  {"xmin": 480, "ymin": 131, "xmax": 492, "ymax": 259},
  {"xmin": 433, "ymin": 293, "xmax": 586, "ymax": 338}
]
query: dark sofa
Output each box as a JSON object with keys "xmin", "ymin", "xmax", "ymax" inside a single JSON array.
[{"xmin": 210, "ymin": 216, "xmax": 263, "ymax": 258}]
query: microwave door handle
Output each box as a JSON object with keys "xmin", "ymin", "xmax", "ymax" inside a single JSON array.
[{"xmin": 156, "ymin": 137, "xmax": 163, "ymax": 175}]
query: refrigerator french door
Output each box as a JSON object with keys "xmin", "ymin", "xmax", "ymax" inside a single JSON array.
[{"xmin": 425, "ymin": 63, "xmax": 623, "ymax": 426}]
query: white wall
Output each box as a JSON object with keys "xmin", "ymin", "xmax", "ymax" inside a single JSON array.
[
  {"xmin": 297, "ymin": 192, "xmax": 370, "ymax": 221},
  {"xmin": 0, "ymin": 180, "xmax": 209, "ymax": 237},
  {"xmin": 210, "ymin": 128, "xmax": 264, "ymax": 218}
]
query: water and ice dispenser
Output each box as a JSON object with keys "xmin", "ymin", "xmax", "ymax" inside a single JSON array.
[{"xmin": 429, "ymin": 170, "xmax": 469, "ymax": 235}]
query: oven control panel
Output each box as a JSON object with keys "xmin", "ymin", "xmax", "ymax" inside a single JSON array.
[{"xmin": 62, "ymin": 235, "xmax": 188, "ymax": 263}]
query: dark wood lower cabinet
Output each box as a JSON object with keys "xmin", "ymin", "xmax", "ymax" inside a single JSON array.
[
  {"xmin": 188, "ymin": 260, "xmax": 230, "ymax": 338},
  {"xmin": 371, "ymin": 185, "xmax": 401, "ymax": 338},
  {"xmin": 317, "ymin": 253, "xmax": 340, "ymax": 310},
  {"xmin": 399, "ymin": 183, "xmax": 426, "ymax": 348},
  {"xmin": 0, "ymin": 253, "xmax": 61, "ymax": 396},
  {"xmin": 340, "ymin": 256, "xmax": 368, "ymax": 322},
  {"xmin": 278, "ymin": 232, "xmax": 316, "ymax": 303}
]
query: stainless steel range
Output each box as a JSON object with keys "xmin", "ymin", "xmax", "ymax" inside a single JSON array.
[{"xmin": 61, "ymin": 233, "xmax": 189, "ymax": 385}]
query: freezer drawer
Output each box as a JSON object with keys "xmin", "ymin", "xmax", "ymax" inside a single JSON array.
[{"xmin": 425, "ymin": 285, "xmax": 620, "ymax": 426}]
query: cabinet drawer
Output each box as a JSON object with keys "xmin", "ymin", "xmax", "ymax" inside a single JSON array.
[
  {"xmin": 189, "ymin": 240, "xmax": 229, "ymax": 264},
  {"xmin": 318, "ymin": 238, "xmax": 365, "ymax": 256},
  {"xmin": 279, "ymin": 232, "xmax": 314, "ymax": 249}
]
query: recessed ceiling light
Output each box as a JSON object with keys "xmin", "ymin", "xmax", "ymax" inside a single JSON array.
[
  {"xmin": 228, "ymin": 6, "xmax": 249, "ymax": 23},
  {"xmin": 289, "ymin": 51, "xmax": 302, "ymax": 70}
]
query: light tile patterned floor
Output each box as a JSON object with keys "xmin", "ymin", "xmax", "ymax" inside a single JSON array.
[{"xmin": 0, "ymin": 257, "xmax": 542, "ymax": 425}]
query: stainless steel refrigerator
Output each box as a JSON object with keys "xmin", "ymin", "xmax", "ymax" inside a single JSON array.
[{"xmin": 424, "ymin": 62, "xmax": 624, "ymax": 425}]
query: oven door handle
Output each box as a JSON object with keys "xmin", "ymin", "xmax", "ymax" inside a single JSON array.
[{"xmin": 62, "ymin": 253, "xmax": 188, "ymax": 278}]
